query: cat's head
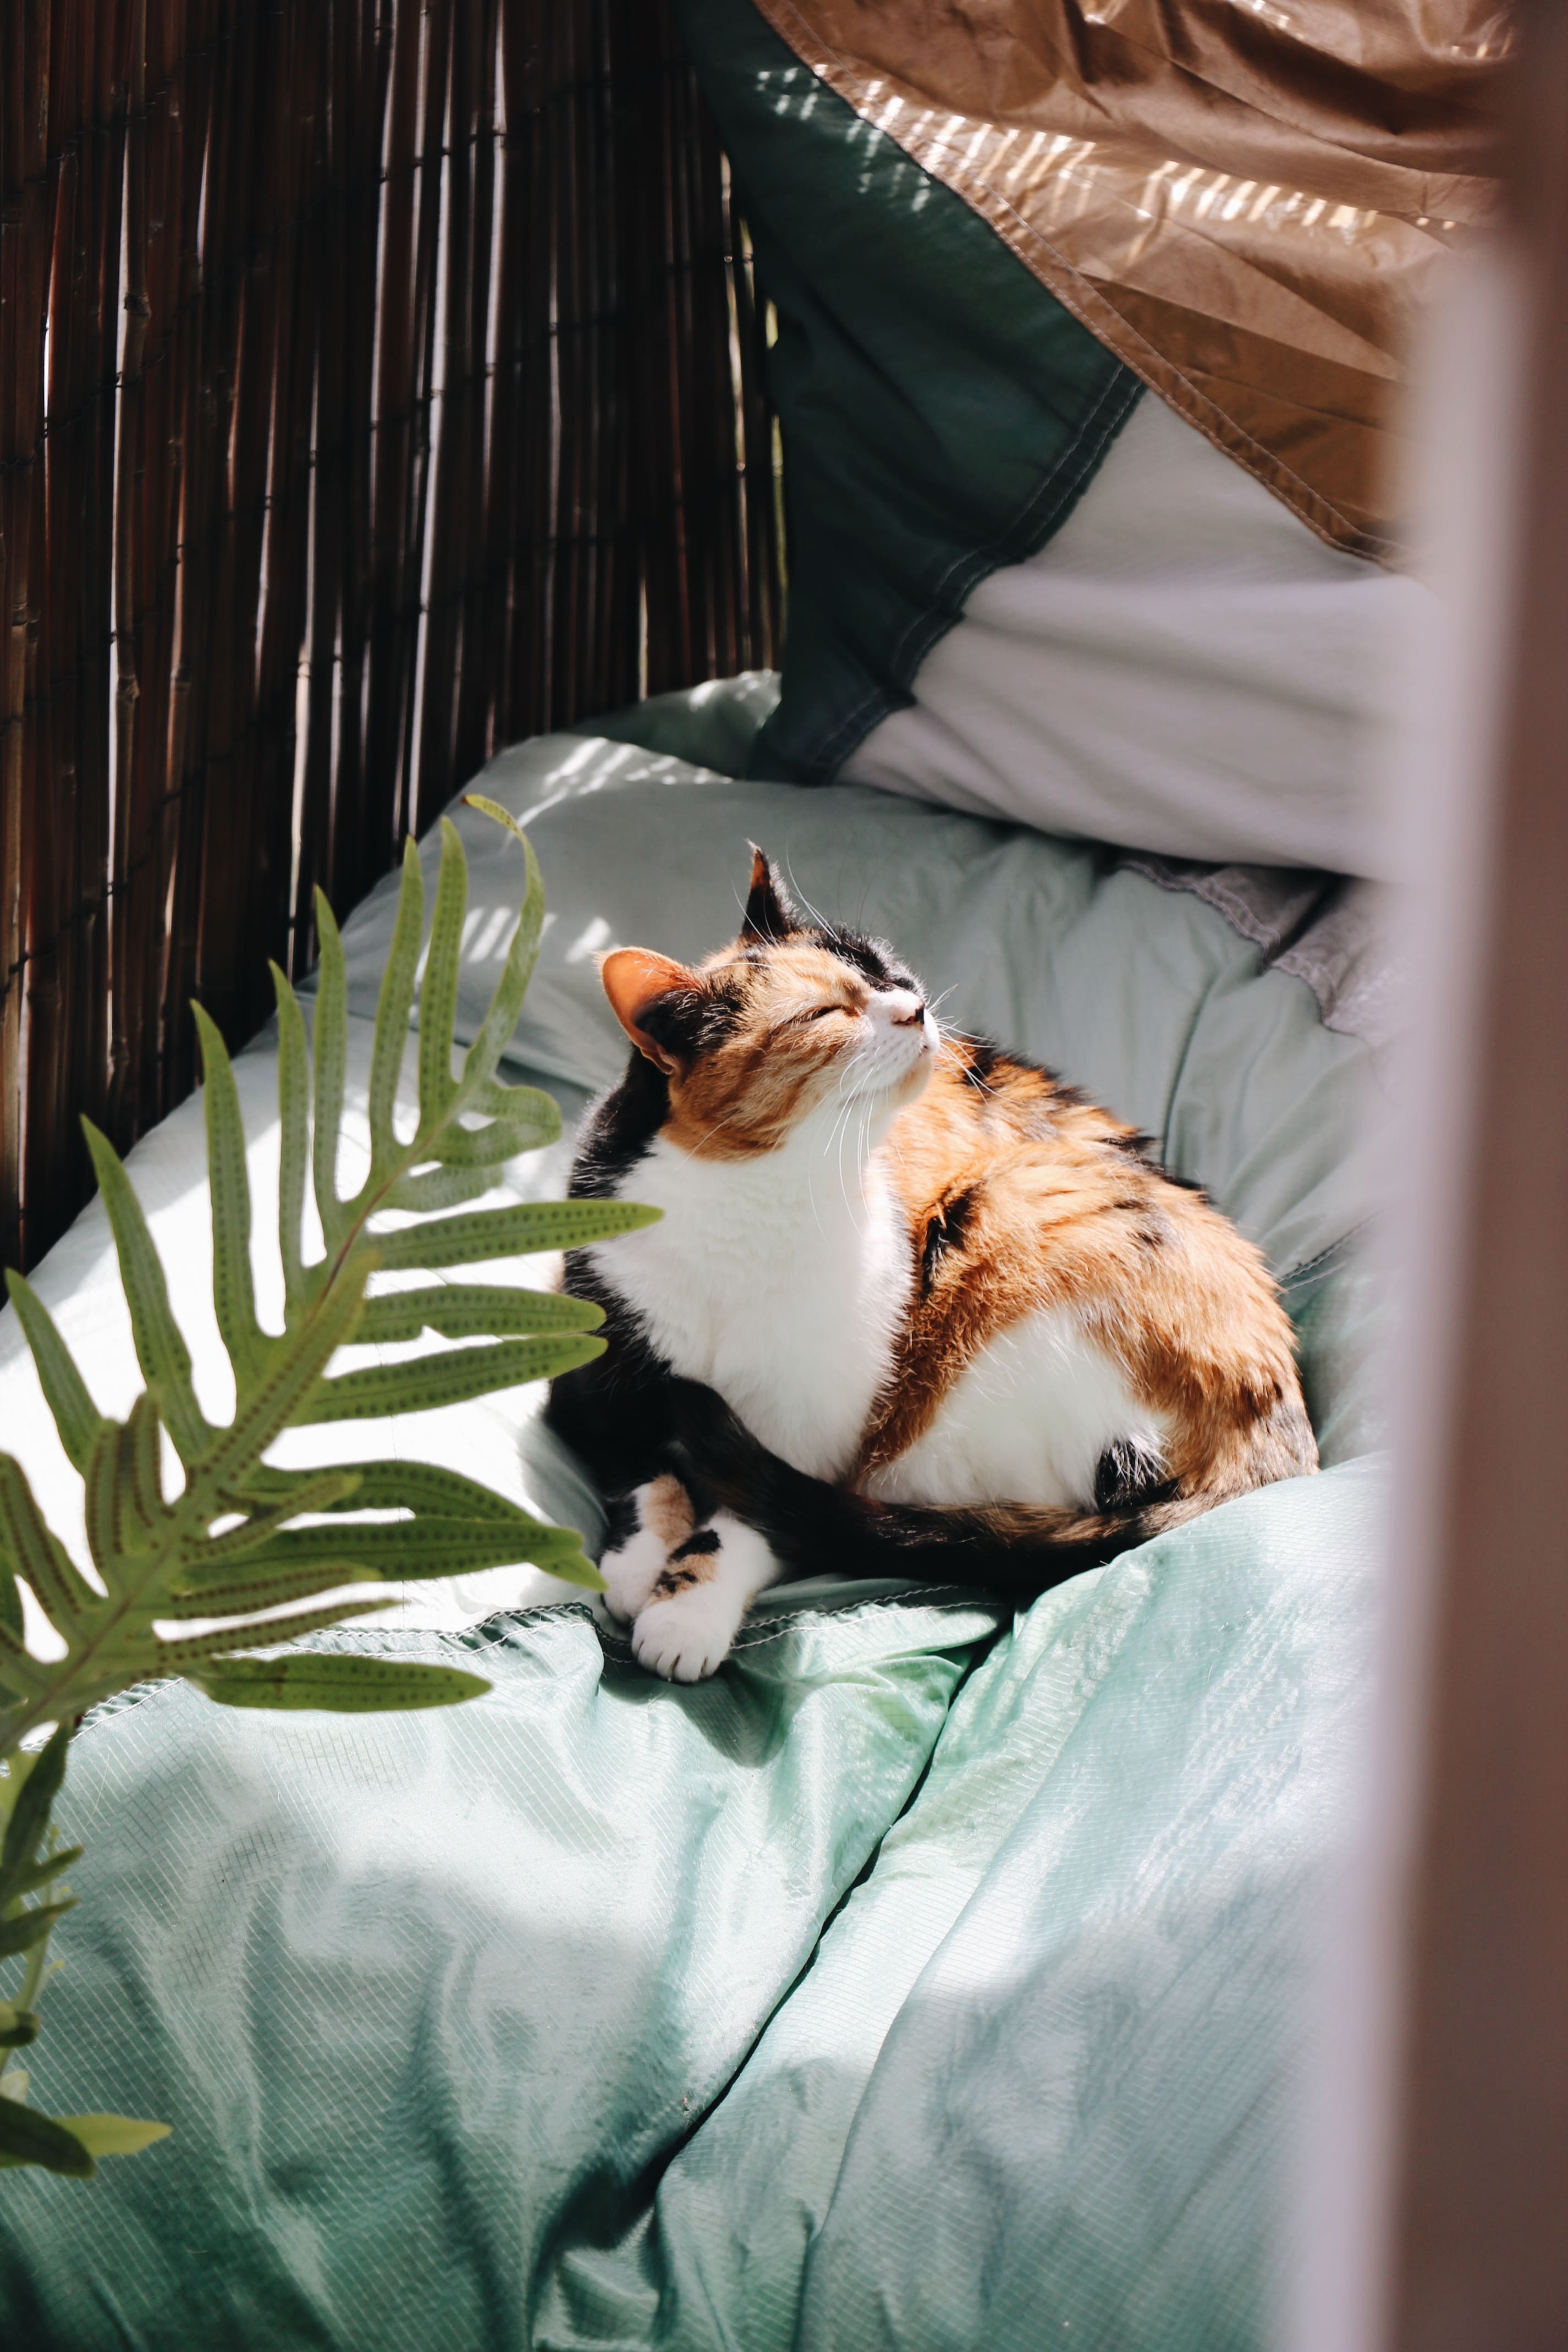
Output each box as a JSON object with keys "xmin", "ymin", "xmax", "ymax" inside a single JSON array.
[{"xmin": 599, "ymin": 849, "xmax": 937, "ymax": 1157}]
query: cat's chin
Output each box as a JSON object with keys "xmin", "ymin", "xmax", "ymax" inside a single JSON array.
[
  {"xmin": 848, "ymin": 1033, "xmax": 938, "ymax": 1111},
  {"xmin": 885, "ymin": 1052, "xmax": 937, "ymax": 1109}
]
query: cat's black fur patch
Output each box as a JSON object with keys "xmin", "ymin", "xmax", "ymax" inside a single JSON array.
[
  {"xmin": 651, "ymin": 1564, "xmax": 702, "ymax": 1596},
  {"xmin": 569, "ymin": 1049, "xmax": 670, "ymax": 1196},
  {"xmin": 824, "ymin": 928, "xmax": 921, "ymax": 996},
  {"xmin": 742, "ymin": 852, "xmax": 800, "ymax": 943},
  {"xmin": 545, "ymin": 1255, "xmax": 693, "ymax": 1505},
  {"xmin": 602, "ymin": 1487, "xmax": 643, "ymax": 1554},
  {"xmin": 1093, "ymin": 1438, "xmax": 1174, "ymax": 1514},
  {"xmin": 920, "ymin": 1188, "xmax": 975, "ymax": 1292},
  {"xmin": 961, "ymin": 1041, "xmax": 1001, "ymax": 1092},
  {"xmin": 670, "ymin": 1527, "xmax": 720, "ymax": 1560},
  {"xmin": 637, "ymin": 975, "xmax": 744, "ymax": 1067}
]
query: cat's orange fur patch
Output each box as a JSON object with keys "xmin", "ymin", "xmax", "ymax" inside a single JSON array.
[
  {"xmin": 857, "ymin": 1038, "xmax": 1312, "ymax": 1499},
  {"xmin": 642, "ymin": 1472, "xmax": 696, "ymax": 1550}
]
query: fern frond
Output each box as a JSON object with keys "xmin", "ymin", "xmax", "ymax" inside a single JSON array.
[
  {"xmin": 0, "ymin": 810, "xmax": 650, "ymax": 2166},
  {"xmin": 1, "ymin": 809, "xmax": 635, "ymax": 1756}
]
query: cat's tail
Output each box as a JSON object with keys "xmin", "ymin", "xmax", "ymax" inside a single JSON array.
[{"xmin": 667, "ymin": 1378, "xmax": 1214, "ymax": 1603}]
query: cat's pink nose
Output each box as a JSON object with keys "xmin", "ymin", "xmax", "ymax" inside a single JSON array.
[{"xmin": 889, "ymin": 991, "xmax": 926, "ymax": 1027}]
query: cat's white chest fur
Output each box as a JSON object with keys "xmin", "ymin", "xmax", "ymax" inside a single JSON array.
[{"xmin": 587, "ymin": 1120, "xmax": 910, "ymax": 1481}]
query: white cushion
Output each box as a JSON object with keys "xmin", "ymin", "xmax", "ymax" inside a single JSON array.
[{"xmin": 840, "ymin": 394, "xmax": 1428, "ymax": 879}]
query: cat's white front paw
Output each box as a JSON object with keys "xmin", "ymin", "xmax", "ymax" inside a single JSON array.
[
  {"xmin": 632, "ymin": 1581, "xmax": 749, "ymax": 1683},
  {"xmin": 599, "ymin": 1527, "xmax": 670, "ymax": 1623},
  {"xmin": 629, "ymin": 1510, "xmax": 780, "ymax": 1682}
]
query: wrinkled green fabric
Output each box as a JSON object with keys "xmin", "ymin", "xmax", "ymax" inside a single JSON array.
[
  {"xmin": 0, "ymin": 1598, "xmax": 995, "ymax": 2347},
  {"xmin": 0, "ymin": 1469, "xmax": 1379, "ymax": 2352},
  {"xmin": 539, "ymin": 1461, "xmax": 1378, "ymax": 2352}
]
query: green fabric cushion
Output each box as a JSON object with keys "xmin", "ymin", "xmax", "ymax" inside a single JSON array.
[
  {"xmin": 670, "ymin": 0, "xmax": 1142, "ymax": 783},
  {"xmin": 0, "ymin": 1471, "xmax": 1379, "ymax": 2352},
  {"xmin": 545, "ymin": 1460, "xmax": 1377, "ymax": 2352}
]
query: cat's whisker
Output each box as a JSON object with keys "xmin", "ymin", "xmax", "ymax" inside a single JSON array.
[{"xmin": 781, "ymin": 858, "xmax": 834, "ymax": 937}]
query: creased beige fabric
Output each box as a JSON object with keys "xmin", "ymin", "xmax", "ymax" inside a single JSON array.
[{"xmin": 751, "ymin": 0, "xmax": 1510, "ymax": 559}]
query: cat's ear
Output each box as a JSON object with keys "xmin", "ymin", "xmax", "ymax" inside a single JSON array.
[
  {"xmin": 741, "ymin": 845, "xmax": 801, "ymax": 945},
  {"xmin": 600, "ymin": 948, "xmax": 705, "ymax": 1076}
]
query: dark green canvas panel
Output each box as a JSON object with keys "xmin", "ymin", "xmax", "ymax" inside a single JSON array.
[{"xmin": 672, "ymin": 0, "xmax": 1142, "ymax": 784}]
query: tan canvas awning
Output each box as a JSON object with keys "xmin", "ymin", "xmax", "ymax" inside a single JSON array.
[{"xmin": 751, "ymin": 1, "xmax": 1510, "ymax": 561}]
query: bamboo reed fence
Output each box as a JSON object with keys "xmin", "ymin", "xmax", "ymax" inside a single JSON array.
[{"xmin": 0, "ymin": 0, "xmax": 784, "ymax": 1272}]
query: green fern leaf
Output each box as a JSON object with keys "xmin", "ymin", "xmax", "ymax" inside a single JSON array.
[
  {"xmin": 48, "ymin": 2114, "xmax": 169, "ymax": 2161},
  {"xmin": 0, "ymin": 1459, "xmax": 98, "ymax": 1631},
  {"xmin": 152, "ymin": 1600, "xmax": 392, "ymax": 1675},
  {"xmin": 195, "ymin": 1471, "xmax": 364, "ymax": 1562},
  {"xmin": 458, "ymin": 798, "xmax": 547, "ymax": 1093},
  {"xmin": 189, "ymin": 1655, "xmax": 492, "ymax": 1712},
  {"xmin": 0, "ymin": 1629, "xmax": 44, "ymax": 1703},
  {"xmin": 379, "ymin": 1166, "xmax": 493, "ymax": 1216},
  {"xmin": 0, "ymin": 814, "xmax": 652, "ymax": 2161},
  {"xmin": 0, "ymin": 1903, "xmax": 75, "ymax": 1963},
  {"xmin": 192, "ymin": 1006, "xmax": 268, "ymax": 1391},
  {"xmin": 469, "ymin": 1078, "xmax": 560, "ymax": 1136},
  {"xmin": 156, "ymin": 1563, "xmax": 384, "ymax": 1618},
  {"xmin": 310, "ymin": 891, "xmax": 352, "ymax": 1253},
  {"xmin": 205, "ymin": 1260, "xmax": 371, "ymax": 1487},
  {"xmin": 0, "ymin": 2100, "xmax": 96, "ymax": 2178},
  {"xmin": 295, "ymin": 1331, "xmax": 604, "ymax": 1423},
  {"xmin": 417, "ymin": 821, "xmax": 468, "ymax": 1129},
  {"xmin": 80, "ymin": 1124, "xmax": 208, "ymax": 1464},
  {"xmin": 1, "ymin": 1851, "xmax": 84, "ymax": 1904},
  {"xmin": 2, "ymin": 1275, "xmax": 104, "ymax": 1476},
  {"xmin": 372, "ymin": 1196, "xmax": 661, "ymax": 1272},
  {"xmin": 367, "ymin": 839, "xmax": 425, "ymax": 1165},
  {"xmin": 124, "ymin": 1393, "xmax": 168, "ymax": 1536},
  {"xmin": 356, "ymin": 1284, "xmax": 602, "ymax": 1345},
  {"xmin": 0, "ymin": 1725, "xmax": 70, "ymax": 1908},
  {"xmin": 430, "ymin": 1118, "xmax": 555, "ymax": 1169},
  {"xmin": 293, "ymin": 1459, "xmax": 551, "ymax": 1521},
  {"xmin": 271, "ymin": 965, "xmax": 313, "ymax": 1311},
  {"xmin": 81, "ymin": 1415, "xmax": 122, "ymax": 1579},
  {"xmin": 189, "ymin": 1516, "xmax": 588, "ymax": 1581}
]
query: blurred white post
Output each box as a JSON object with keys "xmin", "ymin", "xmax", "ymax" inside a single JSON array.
[{"xmin": 1296, "ymin": 12, "xmax": 1568, "ymax": 2350}]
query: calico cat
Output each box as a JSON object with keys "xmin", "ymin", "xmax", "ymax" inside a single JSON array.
[{"xmin": 545, "ymin": 850, "xmax": 1317, "ymax": 1681}]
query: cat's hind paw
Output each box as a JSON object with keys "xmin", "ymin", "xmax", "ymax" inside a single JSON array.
[{"xmin": 599, "ymin": 1475, "xmax": 696, "ymax": 1622}]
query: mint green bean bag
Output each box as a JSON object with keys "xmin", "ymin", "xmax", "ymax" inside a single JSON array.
[{"xmin": 0, "ymin": 690, "xmax": 1383, "ymax": 2350}]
